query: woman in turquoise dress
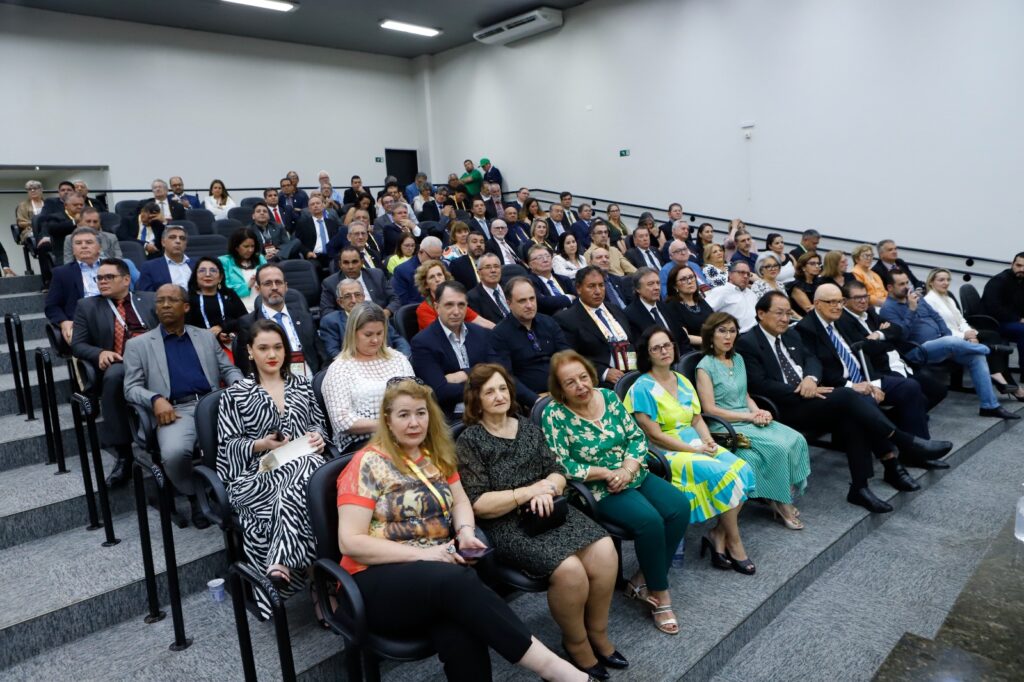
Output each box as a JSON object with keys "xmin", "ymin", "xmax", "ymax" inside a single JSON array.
[
  {"xmin": 695, "ymin": 312, "xmax": 811, "ymax": 530},
  {"xmin": 624, "ymin": 327, "xmax": 757, "ymax": 576}
]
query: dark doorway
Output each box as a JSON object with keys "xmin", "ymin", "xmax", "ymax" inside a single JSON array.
[{"xmin": 385, "ymin": 149, "xmax": 419, "ymax": 188}]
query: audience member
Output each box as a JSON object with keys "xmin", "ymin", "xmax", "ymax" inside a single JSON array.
[
  {"xmin": 344, "ymin": 192, "xmax": 378, "ymax": 227},
  {"xmin": 821, "ymin": 250, "xmax": 848, "ymax": 288},
  {"xmin": 982, "ymin": 252, "xmax": 1024, "ymax": 380},
  {"xmin": 448, "ymin": 231, "xmax": 487, "ymax": 290},
  {"xmin": 693, "ymin": 223, "xmax": 716, "ymax": 264},
  {"xmin": 880, "ymin": 270, "xmax": 1019, "ymax": 420},
  {"xmin": 319, "ymin": 247, "xmax": 398, "ymax": 316},
  {"xmin": 442, "ymin": 220, "xmax": 470, "ymax": 263},
  {"xmin": 386, "ymin": 233, "xmax": 416, "ymax": 275},
  {"xmin": 15, "ymin": 180, "xmax": 45, "ymax": 253},
  {"xmin": 660, "ymin": 240, "xmax": 706, "ymax": 296},
  {"xmin": 285, "ymin": 170, "xmax": 309, "ymax": 205},
  {"xmin": 263, "ymin": 187, "xmax": 294, "ymax": 232},
  {"xmin": 278, "ymin": 175, "xmax": 307, "ymax": 223},
  {"xmin": 117, "ymin": 201, "xmax": 165, "ymax": 258},
  {"xmin": 625, "ymin": 225, "xmax": 662, "ymax": 271},
  {"xmin": 201, "ymin": 179, "xmax": 235, "ymax": 220},
  {"xmin": 873, "ymin": 239, "xmax": 922, "ymax": 288},
  {"xmin": 467, "ymin": 253, "xmax": 512, "ymax": 324},
  {"xmin": 586, "ymin": 248, "xmax": 632, "ymax": 309},
  {"xmin": 69, "ymin": 179, "xmax": 104, "ymax": 212},
  {"xmin": 520, "ymin": 219, "xmax": 555, "ymax": 261},
  {"xmin": 393, "ymin": 236, "xmax": 443, "ymax": 306},
  {"xmin": 850, "ymin": 244, "xmax": 887, "ymax": 306},
  {"xmin": 411, "ymin": 281, "xmax": 492, "ymax": 418},
  {"xmin": 787, "ymin": 251, "xmax": 824, "ymax": 315},
  {"xmin": 45, "ymin": 227, "xmax": 103, "ymax": 344},
  {"xmin": 751, "ymin": 254, "xmax": 798, "ymax": 320},
  {"xmin": 382, "ymin": 202, "xmax": 420, "ymax": 257},
  {"xmin": 701, "ymin": 244, "xmax": 729, "ymax": 288},
  {"xmin": 526, "ymin": 244, "xmax": 577, "ymax": 315},
  {"xmin": 420, "ymin": 184, "xmax": 454, "ymax": 223},
  {"xmin": 500, "ymin": 204, "xmax": 530, "ymax": 246},
  {"xmin": 71, "ymin": 258, "xmax": 157, "ymax": 487},
  {"xmin": 319, "ymin": 279, "xmax": 410, "ymax": 360},
  {"xmin": 168, "ymin": 176, "xmax": 201, "ymax": 209},
  {"xmin": 546, "ymin": 202, "xmax": 570, "ymax": 239},
  {"xmin": 488, "ymin": 277, "xmax": 570, "ymax": 407},
  {"xmin": 124, "ymin": 283, "xmax": 243, "ymax": 526},
  {"xmin": 482, "ymin": 182, "xmax": 505, "ymax": 220},
  {"xmin": 463, "ymin": 198, "xmax": 491, "ymax": 239},
  {"xmin": 789, "ymin": 229, "xmax": 820, "ymax": 261},
  {"xmin": 217, "ymin": 318, "xmax": 327, "ymax": 618},
  {"xmin": 484, "ymin": 219, "xmax": 522, "ymax": 266},
  {"xmin": 625, "ymin": 267, "xmax": 690, "ymax": 351},
  {"xmin": 559, "ymin": 192, "xmax": 580, "ymax": 225},
  {"xmin": 148, "ymin": 179, "xmax": 186, "ymax": 222},
  {"xmin": 460, "ymin": 159, "xmax": 484, "ymax": 197},
  {"xmin": 571, "ymin": 204, "xmax": 596, "ymax": 250},
  {"xmin": 137, "ymin": 225, "xmax": 193, "ymax": 292},
  {"xmin": 555, "ymin": 266, "xmax": 633, "ymax": 387},
  {"xmin": 664, "ymin": 264, "xmax": 713, "ymax": 347},
  {"xmin": 761, "ymin": 233, "xmax": 796, "ymax": 283},
  {"xmin": 508, "ymin": 187, "xmax": 530, "ymax": 212},
  {"xmin": 344, "ymin": 220, "xmax": 383, "ymax": 271},
  {"xmin": 217, "ymin": 228, "xmax": 265, "ymax": 311},
  {"xmin": 658, "ymin": 220, "xmax": 693, "ymax": 263},
  {"xmin": 481, "ymin": 158, "xmax": 503, "ymax": 186},
  {"xmin": 294, "ymin": 194, "xmax": 340, "ymax": 273},
  {"xmin": 695, "ymin": 313, "xmax": 811, "ymax": 530},
  {"xmin": 456, "ymin": 364, "xmax": 622, "ymax": 676},
  {"xmin": 415, "ymin": 259, "xmax": 493, "ymax": 331},
  {"xmin": 342, "ymin": 175, "xmax": 364, "ymax": 205},
  {"xmin": 636, "ymin": 213, "xmax": 659, "ymax": 247},
  {"xmin": 604, "ymin": 204, "xmax": 630, "ymax": 252},
  {"xmin": 36, "ymin": 192, "xmax": 85, "ymax": 279},
  {"xmin": 248, "ymin": 201, "xmax": 287, "ymax": 260},
  {"xmin": 729, "ymin": 231, "xmax": 758, "ymax": 272},
  {"xmin": 318, "ymin": 170, "xmax": 346, "ymax": 205},
  {"xmin": 544, "ymin": 350, "xmax": 689, "ymax": 635},
  {"xmin": 705, "ymin": 261, "xmax": 758, "ymax": 332},
  {"xmin": 62, "ymin": 207, "xmax": 123, "ymax": 267},
  {"xmin": 185, "ymin": 257, "xmax": 247, "ymax": 351},
  {"xmin": 585, "ymin": 221, "xmax": 636, "ymax": 276},
  {"xmin": 657, "ymin": 203, "xmax": 685, "ymax": 245},
  {"xmin": 553, "ymin": 231, "xmax": 587, "ymax": 278},
  {"xmin": 413, "ymin": 183, "xmax": 433, "ymax": 215}
]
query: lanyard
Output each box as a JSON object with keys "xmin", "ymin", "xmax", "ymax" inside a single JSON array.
[
  {"xmin": 404, "ymin": 455, "xmax": 449, "ymax": 515},
  {"xmin": 107, "ymin": 297, "xmax": 147, "ymax": 332},
  {"xmin": 199, "ymin": 293, "xmax": 225, "ymax": 329}
]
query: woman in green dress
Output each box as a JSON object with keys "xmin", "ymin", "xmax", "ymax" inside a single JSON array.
[
  {"xmin": 624, "ymin": 327, "xmax": 757, "ymax": 576},
  {"xmin": 544, "ymin": 351, "xmax": 690, "ymax": 636},
  {"xmin": 695, "ymin": 312, "xmax": 811, "ymax": 530}
]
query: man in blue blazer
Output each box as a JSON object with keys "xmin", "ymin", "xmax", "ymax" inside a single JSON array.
[
  {"xmin": 319, "ymin": 278, "xmax": 411, "ymax": 360},
  {"xmin": 44, "ymin": 226, "xmax": 103, "ymax": 346},
  {"xmin": 319, "ymin": 247, "xmax": 400, "ymax": 316},
  {"xmin": 410, "ymin": 281, "xmax": 491, "ymax": 417},
  {"xmin": 394, "ymin": 236, "xmax": 443, "ymax": 306},
  {"xmin": 136, "ymin": 225, "xmax": 194, "ymax": 292}
]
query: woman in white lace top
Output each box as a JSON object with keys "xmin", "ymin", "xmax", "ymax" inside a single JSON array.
[{"xmin": 321, "ymin": 302, "xmax": 414, "ymax": 450}]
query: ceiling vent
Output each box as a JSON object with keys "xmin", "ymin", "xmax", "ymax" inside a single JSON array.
[{"xmin": 473, "ymin": 7, "xmax": 563, "ymax": 46}]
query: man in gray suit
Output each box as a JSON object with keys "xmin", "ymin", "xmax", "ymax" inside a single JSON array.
[
  {"xmin": 71, "ymin": 258, "xmax": 157, "ymax": 488},
  {"xmin": 319, "ymin": 246, "xmax": 401, "ymax": 316},
  {"xmin": 62, "ymin": 207, "xmax": 122, "ymax": 263},
  {"xmin": 123, "ymin": 283, "xmax": 243, "ymax": 527}
]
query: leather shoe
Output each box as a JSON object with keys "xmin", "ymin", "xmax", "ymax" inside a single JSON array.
[
  {"xmin": 563, "ymin": 652, "xmax": 609, "ymax": 681},
  {"xmin": 901, "ymin": 455, "xmax": 951, "ymax": 470},
  {"xmin": 979, "ymin": 406, "xmax": 1021, "ymax": 420},
  {"xmin": 105, "ymin": 458, "xmax": 131, "ymax": 489},
  {"xmin": 902, "ymin": 436, "xmax": 953, "ymax": 460},
  {"xmin": 882, "ymin": 460, "xmax": 921, "ymax": 492},
  {"xmin": 846, "ymin": 485, "xmax": 894, "ymax": 514},
  {"xmin": 594, "ymin": 650, "xmax": 629, "ymax": 670},
  {"xmin": 189, "ymin": 496, "xmax": 211, "ymax": 530}
]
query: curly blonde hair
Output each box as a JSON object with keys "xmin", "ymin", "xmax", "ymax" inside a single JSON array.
[{"xmin": 414, "ymin": 259, "xmax": 452, "ymax": 300}]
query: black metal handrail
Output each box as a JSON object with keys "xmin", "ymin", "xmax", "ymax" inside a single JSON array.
[
  {"xmin": 71, "ymin": 393, "xmax": 119, "ymax": 546},
  {"xmin": 230, "ymin": 561, "xmax": 296, "ymax": 682},
  {"xmin": 34, "ymin": 349, "xmax": 68, "ymax": 474},
  {"xmin": 4, "ymin": 313, "xmax": 35, "ymax": 420}
]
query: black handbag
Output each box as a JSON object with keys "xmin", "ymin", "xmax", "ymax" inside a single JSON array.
[{"xmin": 518, "ymin": 495, "xmax": 568, "ymax": 536}]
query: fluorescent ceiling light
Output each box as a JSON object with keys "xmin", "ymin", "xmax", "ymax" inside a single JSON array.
[
  {"xmin": 380, "ymin": 20, "xmax": 441, "ymax": 37},
  {"xmin": 222, "ymin": 0, "xmax": 298, "ymax": 12}
]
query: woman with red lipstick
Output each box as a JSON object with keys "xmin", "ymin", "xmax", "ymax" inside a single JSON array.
[{"xmin": 217, "ymin": 319, "xmax": 329, "ymax": 620}]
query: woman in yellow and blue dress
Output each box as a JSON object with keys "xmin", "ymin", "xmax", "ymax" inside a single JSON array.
[{"xmin": 624, "ymin": 326, "xmax": 758, "ymax": 576}]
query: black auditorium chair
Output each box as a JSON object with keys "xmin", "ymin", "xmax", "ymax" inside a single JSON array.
[
  {"xmin": 185, "ymin": 234, "xmax": 229, "ymax": 260},
  {"xmin": 501, "ymin": 264, "xmax": 528, "ymax": 284},
  {"xmin": 278, "ymin": 259, "xmax": 321, "ymax": 312},
  {"xmin": 228, "ymin": 207, "xmax": 253, "ymax": 225},
  {"xmin": 114, "ymin": 200, "xmax": 140, "ymax": 219},
  {"xmin": 185, "ymin": 208, "xmax": 215, "ymax": 234},
  {"xmin": 167, "ymin": 219, "xmax": 198, "ymax": 236},
  {"xmin": 308, "ymin": 455, "xmax": 435, "ymax": 682},
  {"xmin": 418, "ymin": 220, "xmax": 442, "ymax": 240},
  {"xmin": 118, "ymin": 240, "xmax": 147, "ymax": 270},
  {"xmin": 214, "ymin": 218, "xmax": 243, "ymax": 240},
  {"xmin": 99, "ymin": 211, "xmax": 123, "ymax": 234},
  {"xmin": 240, "ymin": 197, "xmax": 263, "ymax": 209},
  {"xmin": 396, "ymin": 303, "xmax": 419, "ymax": 344}
]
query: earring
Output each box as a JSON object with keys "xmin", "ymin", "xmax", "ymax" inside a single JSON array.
[{"xmin": 248, "ymin": 354, "xmax": 253, "ymax": 360}]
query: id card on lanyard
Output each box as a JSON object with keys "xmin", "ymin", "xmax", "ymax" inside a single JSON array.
[
  {"xmin": 288, "ymin": 351, "xmax": 310, "ymax": 380},
  {"xmin": 108, "ymin": 297, "xmax": 147, "ymax": 334},
  {"xmin": 199, "ymin": 293, "xmax": 225, "ymax": 329}
]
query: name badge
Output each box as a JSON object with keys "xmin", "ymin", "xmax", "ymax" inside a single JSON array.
[{"xmin": 289, "ymin": 351, "xmax": 311, "ymax": 380}]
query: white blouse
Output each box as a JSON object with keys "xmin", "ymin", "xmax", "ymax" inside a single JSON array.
[
  {"xmin": 321, "ymin": 351, "xmax": 414, "ymax": 450},
  {"xmin": 553, "ymin": 254, "xmax": 586, "ymax": 279},
  {"xmin": 204, "ymin": 196, "xmax": 237, "ymax": 220},
  {"xmin": 924, "ymin": 291, "xmax": 972, "ymax": 338}
]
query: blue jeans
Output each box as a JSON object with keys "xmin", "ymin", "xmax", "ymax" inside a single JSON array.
[
  {"xmin": 1000, "ymin": 322, "xmax": 1024, "ymax": 377},
  {"xmin": 908, "ymin": 336, "xmax": 998, "ymax": 409}
]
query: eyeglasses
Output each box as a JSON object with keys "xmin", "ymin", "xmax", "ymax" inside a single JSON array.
[
  {"xmin": 260, "ymin": 279, "xmax": 286, "ymax": 287},
  {"xmin": 526, "ymin": 330, "xmax": 542, "ymax": 353},
  {"xmin": 818, "ymin": 299, "xmax": 844, "ymax": 307},
  {"xmin": 848, "ymin": 294, "xmax": 869, "ymax": 302},
  {"xmin": 196, "ymin": 267, "xmax": 219, "ymax": 275},
  {"xmin": 96, "ymin": 274, "xmax": 123, "ymax": 282},
  {"xmin": 676, "ymin": 275, "xmax": 696, "ymax": 283},
  {"xmin": 649, "ymin": 342, "xmax": 674, "ymax": 354},
  {"xmin": 386, "ymin": 376, "xmax": 426, "ymax": 388},
  {"xmin": 761, "ymin": 263, "xmax": 780, "ymax": 270}
]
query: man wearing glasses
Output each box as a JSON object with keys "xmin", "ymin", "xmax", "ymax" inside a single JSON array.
[
  {"xmin": 525, "ymin": 244, "xmax": 576, "ymax": 315},
  {"xmin": 467, "ymin": 252, "xmax": 511, "ymax": 324},
  {"xmin": 705, "ymin": 261, "xmax": 758, "ymax": 331}
]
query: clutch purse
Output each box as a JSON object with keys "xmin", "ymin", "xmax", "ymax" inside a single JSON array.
[
  {"xmin": 709, "ymin": 431, "xmax": 751, "ymax": 452},
  {"xmin": 518, "ymin": 495, "xmax": 568, "ymax": 536}
]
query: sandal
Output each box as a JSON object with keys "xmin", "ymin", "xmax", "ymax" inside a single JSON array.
[
  {"xmin": 771, "ymin": 501, "xmax": 805, "ymax": 530},
  {"xmin": 651, "ymin": 603, "xmax": 679, "ymax": 635},
  {"xmin": 266, "ymin": 565, "xmax": 291, "ymax": 591},
  {"xmin": 310, "ymin": 584, "xmax": 330, "ymax": 630},
  {"xmin": 624, "ymin": 580, "xmax": 657, "ymax": 608}
]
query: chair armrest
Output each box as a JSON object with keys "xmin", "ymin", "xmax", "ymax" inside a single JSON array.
[
  {"xmin": 751, "ymin": 394, "xmax": 779, "ymax": 418},
  {"xmin": 645, "ymin": 449, "xmax": 672, "ymax": 481},
  {"xmin": 231, "ymin": 560, "xmax": 286, "ymax": 624},
  {"xmin": 312, "ymin": 558, "xmax": 368, "ymax": 644},
  {"xmin": 127, "ymin": 402, "xmax": 161, "ymax": 457},
  {"xmin": 193, "ymin": 464, "xmax": 230, "ymax": 529},
  {"xmin": 565, "ymin": 479, "xmax": 599, "ymax": 518},
  {"xmin": 702, "ymin": 414, "xmax": 737, "ymax": 438},
  {"xmin": 966, "ymin": 314, "xmax": 1002, "ymax": 332}
]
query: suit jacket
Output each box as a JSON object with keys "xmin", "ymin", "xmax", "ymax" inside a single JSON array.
[
  {"xmin": 796, "ymin": 312, "xmax": 878, "ymax": 388},
  {"xmin": 547, "ymin": 216, "xmax": 571, "ymax": 240},
  {"xmin": 449, "ymin": 255, "xmax": 481, "ymax": 290},
  {"xmin": 836, "ymin": 308, "xmax": 905, "ymax": 374},
  {"xmin": 483, "ymin": 197, "xmax": 505, "ymax": 221},
  {"xmin": 172, "ymin": 193, "xmax": 201, "ymax": 210},
  {"xmin": 419, "ymin": 200, "xmax": 451, "ymax": 223},
  {"xmin": 136, "ymin": 257, "xmax": 194, "ymax": 292},
  {"xmin": 527, "ymin": 271, "xmax": 576, "ymax": 315},
  {"xmin": 41, "ymin": 197, "xmax": 65, "ymax": 216},
  {"xmin": 604, "ymin": 273, "xmax": 633, "ymax": 308},
  {"xmin": 317, "ymin": 310, "xmax": 411, "ymax": 360},
  {"xmin": 234, "ymin": 297, "xmax": 326, "ymax": 376},
  {"xmin": 624, "ymin": 298, "xmax": 691, "ymax": 351},
  {"xmin": 71, "ymin": 292, "xmax": 158, "ymax": 366},
  {"xmin": 318, "ymin": 268, "xmax": 400, "ymax": 315},
  {"xmin": 393, "ymin": 256, "xmax": 423, "ymax": 306},
  {"xmin": 555, "ymin": 300, "xmax": 633, "ymax": 382},
  {"xmin": 467, "ymin": 283, "xmax": 509, "ymax": 324},
  {"xmin": 123, "ymin": 324, "xmax": 243, "ymax": 409},
  {"xmin": 44, "ymin": 261, "xmax": 89, "ymax": 325},
  {"xmin": 294, "ymin": 213, "xmax": 340, "ymax": 254},
  {"xmin": 736, "ymin": 325, "xmax": 822, "ymax": 412},
  {"xmin": 466, "ymin": 215, "xmax": 492, "ymax": 239},
  {"xmin": 872, "ymin": 259, "xmax": 922, "ymax": 289},
  {"xmin": 249, "ymin": 221, "xmax": 288, "ymax": 252},
  {"xmin": 37, "ymin": 211, "xmax": 76, "ymax": 241},
  {"xmin": 485, "ymin": 238, "xmax": 521, "ymax": 266},
  {"xmin": 626, "ymin": 247, "xmax": 662, "ymax": 271},
  {"xmin": 410, "ymin": 321, "xmax": 492, "ymax": 415},
  {"xmin": 116, "ymin": 216, "xmax": 166, "ymax": 252},
  {"xmin": 571, "ymin": 220, "xmax": 595, "ymax": 250}
]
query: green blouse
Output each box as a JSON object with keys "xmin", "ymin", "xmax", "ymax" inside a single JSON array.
[{"xmin": 542, "ymin": 388, "xmax": 649, "ymax": 500}]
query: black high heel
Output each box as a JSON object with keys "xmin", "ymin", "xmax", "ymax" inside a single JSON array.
[
  {"xmin": 700, "ymin": 535, "xmax": 732, "ymax": 570},
  {"xmin": 562, "ymin": 642, "xmax": 609, "ymax": 680},
  {"xmin": 724, "ymin": 548, "xmax": 756, "ymax": 575}
]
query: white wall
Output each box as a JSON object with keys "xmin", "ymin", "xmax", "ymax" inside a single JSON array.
[
  {"xmin": 0, "ymin": 4, "xmax": 422, "ymax": 196},
  {"xmin": 423, "ymin": 0, "xmax": 1024, "ymax": 261}
]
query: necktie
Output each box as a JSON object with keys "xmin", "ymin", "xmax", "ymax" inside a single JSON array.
[
  {"xmin": 546, "ymin": 279, "xmax": 562, "ymax": 296},
  {"xmin": 827, "ymin": 324, "xmax": 864, "ymax": 383},
  {"xmin": 492, "ymin": 289, "xmax": 509, "ymax": 316},
  {"xmin": 774, "ymin": 337, "xmax": 801, "ymax": 385},
  {"xmin": 159, "ymin": 200, "xmax": 167, "ymax": 217},
  {"xmin": 606, "ymin": 282, "xmax": 624, "ymax": 308},
  {"xmin": 594, "ymin": 308, "xmax": 616, "ymax": 338},
  {"xmin": 273, "ymin": 207, "xmax": 282, "ymax": 224},
  {"xmin": 140, "ymin": 223, "xmax": 148, "ymax": 244},
  {"xmin": 316, "ymin": 218, "xmax": 328, "ymax": 254},
  {"xmin": 645, "ymin": 250, "xmax": 658, "ymax": 268},
  {"xmin": 650, "ymin": 305, "xmax": 667, "ymax": 328},
  {"xmin": 362, "ymin": 251, "xmax": 374, "ymax": 269},
  {"xmin": 499, "ymin": 239, "xmax": 516, "ymax": 264},
  {"xmin": 113, "ymin": 299, "xmax": 127, "ymax": 356}
]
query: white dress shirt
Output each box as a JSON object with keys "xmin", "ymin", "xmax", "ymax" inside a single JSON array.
[
  {"xmin": 166, "ymin": 256, "xmax": 192, "ymax": 289},
  {"xmin": 706, "ymin": 283, "xmax": 758, "ymax": 332}
]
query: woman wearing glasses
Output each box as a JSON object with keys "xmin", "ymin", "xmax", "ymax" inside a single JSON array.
[
  {"xmin": 185, "ymin": 257, "xmax": 248, "ymax": 360},
  {"xmin": 752, "ymin": 255, "xmax": 802, "ymax": 321},
  {"xmin": 664, "ymin": 264, "xmax": 713, "ymax": 347},
  {"xmin": 786, "ymin": 251, "xmax": 824, "ymax": 315}
]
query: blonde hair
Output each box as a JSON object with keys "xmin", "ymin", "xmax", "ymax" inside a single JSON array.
[
  {"xmin": 414, "ymin": 259, "xmax": 451, "ymax": 300},
  {"xmin": 704, "ymin": 243, "xmax": 723, "ymax": 266},
  {"xmin": 925, "ymin": 268, "xmax": 951, "ymax": 294},
  {"xmin": 821, "ymin": 250, "xmax": 845, "ymax": 279},
  {"xmin": 340, "ymin": 302, "xmax": 393, "ymax": 361},
  {"xmin": 851, "ymin": 243, "xmax": 874, "ymax": 264},
  {"xmin": 370, "ymin": 379, "xmax": 457, "ymax": 477}
]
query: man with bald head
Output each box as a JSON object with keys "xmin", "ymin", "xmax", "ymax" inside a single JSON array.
[{"xmin": 660, "ymin": 239, "xmax": 706, "ymax": 297}]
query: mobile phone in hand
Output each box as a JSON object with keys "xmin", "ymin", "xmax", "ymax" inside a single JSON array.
[{"xmin": 456, "ymin": 546, "xmax": 494, "ymax": 560}]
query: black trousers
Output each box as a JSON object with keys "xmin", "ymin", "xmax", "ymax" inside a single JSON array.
[
  {"xmin": 353, "ymin": 562, "xmax": 533, "ymax": 682},
  {"xmin": 880, "ymin": 374, "xmax": 930, "ymax": 439},
  {"xmin": 779, "ymin": 387, "xmax": 897, "ymax": 487},
  {"xmin": 98, "ymin": 363, "xmax": 132, "ymax": 447}
]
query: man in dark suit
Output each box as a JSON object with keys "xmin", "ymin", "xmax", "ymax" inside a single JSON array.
[
  {"xmin": 148, "ymin": 179, "xmax": 187, "ymax": 222},
  {"xmin": 449, "ymin": 232, "xmax": 487, "ymax": 290},
  {"xmin": 485, "ymin": 220, "xmax": 522, "ymax": 266},
  {"xmin": 489, "ymin": 277, "xmax": 570, "ymax": 407},
  {"xmin": 587, "ymin": 247, "xmax": 632, "ymax": 309},
  {"xmin": 525, "ymin": 243, "xmax": 575, "ymax": 315},
  {"xmin": 467, "ymin": 253, "xmax": 510, "ymax": 324},
  {"xmin": 319, "ymin": 247, "xmax": 400, "ymax": 316},
  {"xmin": 73, "ymin": 179, "xmax": 107, "ymax": 212},
  {"xmin": 873, "ymin": 239, "xmax": 922, "ymax": 288},
  {"xmin": 499, "ymin": 205, "xmax": 530, "ymax": 248},
  {"xmin": 233, "ymin": 265, "xmax": 326, "ymax": 377},
  {"xmin": 41, "ymin": 181, "xmax": 75, "ymax": 215},
  {"xmin": 136, "ymin": 225, "xmax": 194, "ymax": 291},
  {"xmin": 466, "ymin": 198, "xmax": 492, "ymax": 239},
  {"xmin": 45, "ymin": 227, "xmax": 103, "ymax": 346},
  {"xmin": 248, "ymin": 201, "xmax": 289, "ymax": 260},
  {"xmin": 342, "ymin": 175, "xmax": 365, "ymax": 206},
  {"xmin": 168, "ymin": 176, "xmax": 201, "ymax": 210},
  {"xmin": 394, "ymin": 237, "xmax": 444, "ymax": 306},
  {"xmin": 278, "ymin": 176, "xmax": 307, "ymax": 224},
  {"xmin": 982, "ymin": 252, "xmax": 1024, "ymax": 379},
  {"xmin": 71, "ymin": 258, "xmax": 158, "ymax": 486},
  {"xmin": 508, "ymin": 187, "xmax": 530, "ymax": 213},
  {"xmin": 263, "ymin": 187, "xmax": 295, "ymax": 234},
  {"xmin": 625, "ymin": 225, "xmax": 663, "ymax": 271},
  {"xmin": 571, "ymin": 204, "xmax": 596, "ymax": 251},
  {"xmin": 117, "ymin": 201, "xmax": 165, "ymax": 258},
  {"xmin": 625, "ymin": 267, "xmax": 691, "ymax": 351},
  {"xmin": 483, "ymin": 183, "xmax": 506, "ymax": 221},
  {"xmin": 657, "ymin": 203, "xmax": 685, "ymax": 245},
  {"xmin": 380, "ymin": 203, "xmax": 419, "ymax": 258},
  {"xmin": 559, "ymin": 192, "xmax": 580, "ymax": 225},
  {"xmin": 546, "ymin": 204, "xmax": 571, "ymax": 240},
  {"xmin": 420, "ymin": 185, "xmax": 455, "ymax": 223},
  {"xmin": 556, "ymin": 266, "xmax": 633, "ymax": 388},
  {"xmin": 341, "ymin": 220, "xmax": 384, "ymax": 270},
  {"xmin": 736, "ymin": 291, "xmax": 952, "ymax": 513},
  {"xmin": 293, "ymin": 194, "xmax": 340, "ymax": 274},
  {"xmin": 788, "ymin": 229, "xmax": 820, "ymax": 262},
  {"xmin": 411, "ymin": 281, "xmax": 492, "ymax": 417},
  {"xmin": 36, "ymin": 193, "xmax": 85, "ymax": 282},
  {"xmin": 318, "ymin": 279, "xmax": 410, "ymax": 360},
  {"xmin": 798, "ymin": 283, "xmax": 951, "ymax": 472}
]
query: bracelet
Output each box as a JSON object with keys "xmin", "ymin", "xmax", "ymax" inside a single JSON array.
[
  {"xmin": 456, "ymin": 524, "xmax": 475, "ymax": 534},
  {"xmin": 511, "ymin": 488, "xmax": 520, "ymax": 506}
]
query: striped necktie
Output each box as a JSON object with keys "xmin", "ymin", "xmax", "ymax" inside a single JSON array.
[{"xmin": 827, "ymin": 324, "xmax": 863, "ymax": 383}]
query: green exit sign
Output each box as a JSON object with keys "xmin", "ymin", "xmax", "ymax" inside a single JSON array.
[
  {"xmin": 374, "ymin": 156, "xmax": 383, "ymax": 163},
  {"xmin": 619, "ymin": 149, "xmax": 630, "ymax": 157}
]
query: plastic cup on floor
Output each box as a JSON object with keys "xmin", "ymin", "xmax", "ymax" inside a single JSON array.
[{"xmin": 208, "ymin": 578, "xmax": 226, "ymax": 602}]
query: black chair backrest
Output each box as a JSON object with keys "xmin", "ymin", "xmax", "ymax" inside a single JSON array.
[
  {"xmin": 168, "ymin": 219, "xmax": 198, "ymax": 236},
  {"xmin": 613, "ymin": 370, "xmax": 641, "ymax": 401},
  {"xmin": 307, "ymin": 455, "xmax": 355, "ymax": 564},
  {"xmin": 530, "ymin": 395, "xmax": 553, "ymax": 427},
  {"xmin": 114, "ymin": 200, "xmax": 140, "ymax": 219},
  {"xmin": 500, "ymin": 264, "xmax": 528, "ymax": 284},
  {"xmin": 396, "ymin": 303, "xmax": 419, "ymax": 343},
  {"xmin": 99, "ymin": 211, "xmax": 122, "ymax": 233},
  {"xmin": 185, "ymin": 234, "xmax": 229, "ymax": 260},
  {"xmin": 278, "ymin": 259, "xmax": 321, "ymax": 310},
  {"xmin": 214, "ymin": 218, "xmax": 244, "ymax": 240},
  {"xmin": 674, "ymin": 350, "xmax": 704, "ymax": 383},
  {"xmin": 240, "ymin": 197, "xmax": 263, "ymax": 209},
  {"xmin": 419, "ymin": 220, "xmax": 442, "ymax": 239},
  {"xmin": 195, "ymin": 389, "xmax": 225, "ymax": 469},
  {"xmin": 959, "ymin": 284, "xmax": 982, "ymax": 317},
  {"xmin": 185, "ymin": 208, "xmax": 215, "ymax": 234},
  {"xmin": 450, "ymin": 420, "xmax": 466, "ymax": 441},
  {"xmin": 118, "ymin": 240, "xmax": 147, "ymax": 269},
  {"xmin": 228, "ymin": 207, "xmax": 253, "ymax": 225},
  {"xmin": 311, "ymin": 369, "xmax": 334, "ymax": 442}
]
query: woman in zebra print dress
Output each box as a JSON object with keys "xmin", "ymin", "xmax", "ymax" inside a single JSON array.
[{"xmin": 217, "ymin": 319, "xmax": 329, "ymax": 619}]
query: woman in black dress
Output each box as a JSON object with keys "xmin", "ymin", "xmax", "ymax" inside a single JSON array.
[
  {"xmin": 786, "ymin": 251, "xmax": 824, "ymax": 315},
  {"xmin": 186, "ymin": 256, "xmax": 248, "ymax": 359},
  {"xmin": 455, "ymin": 364, "xmax": 625, "ymax": 679},
  {"xmin": 664, "ymin": 263, "xmax": 713, "ymax": 347}
]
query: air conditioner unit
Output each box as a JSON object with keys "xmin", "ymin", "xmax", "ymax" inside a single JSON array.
[{"xmin": 473, "ymin": 7, "xmax": 563, "ymax": 46}]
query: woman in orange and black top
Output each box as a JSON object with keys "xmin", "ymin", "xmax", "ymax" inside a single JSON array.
[{"xmin": 336, "ymin": 378, "xmax": 593, "ymax": 682}]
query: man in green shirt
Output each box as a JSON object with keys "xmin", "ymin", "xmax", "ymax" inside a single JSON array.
[{"xmin": 459, "ymin": 159, "xmax": 484, "ymax": 197}]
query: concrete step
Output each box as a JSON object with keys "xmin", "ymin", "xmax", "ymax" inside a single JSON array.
[
  {"xmin": 0, "ymin": 312, "xmax": 51, "ymax": 345},
  {"xmin": 0, "ymin": 403, "xmax": 79, "ymax": 472},
  {"xmin": 0, "ymin": 274, "xmax": 44, "ymax": 295},
  {"xmin": 0, "ymin": 363, "xmax": 72, "ymax": 416},
  {"xmin": 0, "ymin": 336, "xmax": 52, "ymax": 373},
  {"xmin": 0, "ymin": 291, "xmax": 47, "ymax": 316}
]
